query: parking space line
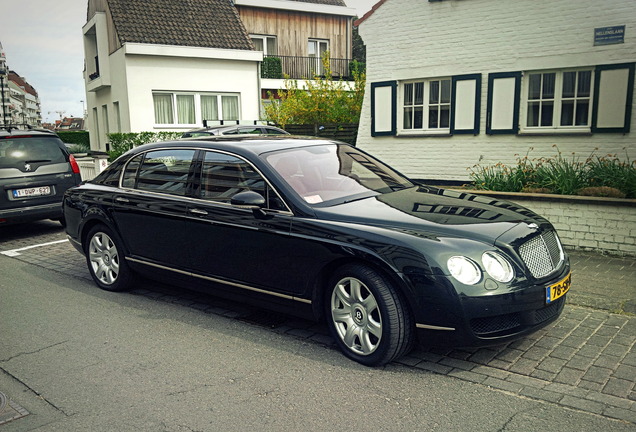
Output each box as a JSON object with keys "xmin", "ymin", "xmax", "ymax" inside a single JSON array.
[{"xmin": 1, "ymin": 239, "xmax": 69, "ymax": 257}]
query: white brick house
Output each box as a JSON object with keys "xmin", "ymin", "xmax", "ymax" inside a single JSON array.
[{"xmin": 356, "ymin": 0, "xmax": 635, "ymax": 182}]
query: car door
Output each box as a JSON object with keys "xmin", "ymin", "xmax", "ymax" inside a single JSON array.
[
  {"xmin": 110, "ymin": 148, "xmax": 196, "ymax": 269},
  {"xmin": 184, "ymin": 150, "xmax": 303, "ymax": 295}
]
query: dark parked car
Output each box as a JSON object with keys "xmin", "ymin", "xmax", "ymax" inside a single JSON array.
[
  {"xmin": 180, "ymin": 124, "xmax": 289, "ymax": 138},
  {"xmin": 64, "ymin": 136, "xmax": 571, "ymax": 366},
  {"xmin": 1, "ymin": 127, "xmax": 82, "ymax": 225}
]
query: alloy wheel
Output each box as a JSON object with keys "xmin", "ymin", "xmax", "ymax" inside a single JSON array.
[
  {"xmin": 88, "ymin": 232, "xmax": 120, "ymax": 285},
  {"xmin": 330, "ymin": 277, "xmax": 383, "ymax": 356}
]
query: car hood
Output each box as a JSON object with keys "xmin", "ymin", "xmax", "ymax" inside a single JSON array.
[{"xmin": 312, "ymin": 185, "xmax": 552, "ymax": 245}]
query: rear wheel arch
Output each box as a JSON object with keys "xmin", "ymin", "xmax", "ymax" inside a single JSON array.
[
  {"xmin": 79, "ymin": 214, "xmax": 118, "ymax": 252},
  {"xmin": 84, "ymin": 223, "xmax": 136, "ymax": 291}
]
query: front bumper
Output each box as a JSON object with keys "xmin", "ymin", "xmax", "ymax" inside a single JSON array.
[{"xmin": 412, "ymin": 264, "xmax": 571, "ymax": 348}]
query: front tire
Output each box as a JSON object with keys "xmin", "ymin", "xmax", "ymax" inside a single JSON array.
[
  {"xmin": 85, "ymin": 225, "xmax": 134, "ymax": 292},
  {"xmin": 326, "ymin": 264, "xmax": 414, "ymax": 366}
]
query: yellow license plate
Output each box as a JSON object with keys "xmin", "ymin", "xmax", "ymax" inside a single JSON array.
[{"xmin": 546, "ymin": 272, "xmax": 571, "ymax": 304}]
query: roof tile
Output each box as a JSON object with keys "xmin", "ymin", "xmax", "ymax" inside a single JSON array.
[{"xmin": 107, "ymin": 0, "xmax": 254, "ymax": 50}]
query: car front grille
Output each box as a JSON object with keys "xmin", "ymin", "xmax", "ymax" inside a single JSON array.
[
  {"xmin": 470, "ymin": 297, "xmax": 565, "ymax": 336},
  {"xmin": 534, "ymin": 297, "xmax": 563, "ymax": 324},
  {"xmin": 470, "ymin": 313, "xmax": 521, "ymax": 335},
  {"xmin": 518, "ymin": 230, "xmax": 564, "ymax": 279}
]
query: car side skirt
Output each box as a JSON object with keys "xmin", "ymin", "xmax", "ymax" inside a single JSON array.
[{"xmin": 126, "ymin": 257, "xmax": 312, "ymax": 305}]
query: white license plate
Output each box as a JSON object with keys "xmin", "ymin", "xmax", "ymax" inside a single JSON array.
[{"xmin": 12, "ymin": 186, "xmax": 52, "ymax": 198}]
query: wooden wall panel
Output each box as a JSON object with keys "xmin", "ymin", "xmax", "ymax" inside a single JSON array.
[{"xmin": 237, "ymin": 6, "xmax": 351, "ymax": 59}]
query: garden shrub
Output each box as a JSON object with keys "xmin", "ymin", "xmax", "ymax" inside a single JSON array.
[
  {"xmin": 469, "ymin": 147, "xmax": 635, "ymax": 198},
  {"xmin": 107, "ymin": 132, "xmax": 182, "ymax": 161}
]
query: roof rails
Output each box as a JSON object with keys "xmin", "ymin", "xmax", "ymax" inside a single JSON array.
[
  {"xmin": 202, "ymin": 119, "xmax": 275, "ymax": 127},
  {"xmin": 1, "ymin": 124, "xmax": 53, "ymax": 134}
]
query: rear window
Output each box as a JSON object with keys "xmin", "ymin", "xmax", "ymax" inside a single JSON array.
[{"xmin": 0, "ymin": 137, "xmax": 66, "ymax": 168}]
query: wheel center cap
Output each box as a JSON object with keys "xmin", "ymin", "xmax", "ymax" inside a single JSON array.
[
  {"xmin": 353, "ymin": 306, "xmax": 366, "ymax": 325},
  {"xmin": 103, "ymin": 252, "xmax": 111, "ymax": 265}
]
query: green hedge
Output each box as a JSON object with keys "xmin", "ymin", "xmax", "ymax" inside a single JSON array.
[
  {"xmin": 262, "ymin": 57, "xmax": 283, "ymax": 79},
  {"xmin": 57, "ymin": 131, "xmax": 90, "ymax": 152},
  {"xmin": 107, "ymin": 132, "xmax": 182, "ymax": 161}
]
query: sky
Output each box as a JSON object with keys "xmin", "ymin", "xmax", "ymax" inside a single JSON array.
[{"xmin": 0, "ymin": 0, "xmax": 378, "ymax": 124}]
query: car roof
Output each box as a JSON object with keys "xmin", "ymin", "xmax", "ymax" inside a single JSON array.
[
  {"xmin": 0, "ymin": 126, "xmax": 59, "ymax": 138},
  {"xmin": 132, "ymin": 135, "xmax": 341, "ymax": 158}
]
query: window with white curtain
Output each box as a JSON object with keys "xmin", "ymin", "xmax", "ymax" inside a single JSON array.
[
  {"xmin": 201, "ymin": 95, "xmax": 219, "ymax": 122},
  {"xmin": 222, "ymin": 96, "xmax": 239, "ymax": 121},
  {"xmin": 153, "ymin": 93, "xmax": 174, "ymax": 124},
  {"xmin": 250, "ymin": 35, "xmax": 277, "ymax": 55},
  {"xmin": 152, "ymin": 92, "xmax": 240, "ymax": 126},
  {"xmin": 176, "ymin": 95, "xmax": 195, "ymax": 124}
]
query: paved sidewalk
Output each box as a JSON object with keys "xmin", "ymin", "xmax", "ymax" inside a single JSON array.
[{"xmin": 1, "ymin": 221, "xmax": 635, "ymax": 424}]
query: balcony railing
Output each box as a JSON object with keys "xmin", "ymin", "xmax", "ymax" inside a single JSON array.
[{"xmin": 261, "ymin": 55, "xmax": 355, "ymax": 81}]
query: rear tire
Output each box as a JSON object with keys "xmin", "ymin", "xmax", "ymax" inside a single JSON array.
[
  {"xmin": 325, "ymin": 263, "xmax": 414, "ymax": 366},
  {"xmin": 85, "ymin": 225, "xmax": 135, "ymax": 292}
]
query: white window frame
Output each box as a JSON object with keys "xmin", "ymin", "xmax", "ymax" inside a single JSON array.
[
  {"xmin": 399, "ymin": 78, "xmax": 452, "ymax": 135},
  {"xmin": 520, "ymin": 68, "xmax": 594, "ymax": 134},
  {"xmin": 152, "ymin": 92, "xmax": 241, "ymax": 128},
  {"xmin": 308, "ymin": 38, "xmax": 329, "ymax": 58},
  {"xmin": 250, "ymin": 34, "xmax": 277, "ymax": 56}
]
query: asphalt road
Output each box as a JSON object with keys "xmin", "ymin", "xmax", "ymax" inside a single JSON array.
[{"xmin": 0, "ymin": 233, "xmax": 633, "ymax": 431}]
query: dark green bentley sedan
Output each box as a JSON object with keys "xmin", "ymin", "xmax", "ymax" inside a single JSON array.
[{"xmin": 64, "ymin": 136, "xmax": 571, "ymax": 366}]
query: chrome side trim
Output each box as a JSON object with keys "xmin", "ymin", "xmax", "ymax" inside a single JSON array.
[
  {"xmin": 416, "ymin": 323, "xmax": 455, "ymax": 331},
  {"xmin": 126, "ymin": 257, "xmax": 312, "ymax": 304}
]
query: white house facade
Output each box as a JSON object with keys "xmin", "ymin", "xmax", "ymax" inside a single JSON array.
[
  {"xmin": 356, "ymin": 0, "xmax": 635, "ymax": 182},
  {"xmin": 83, "ymin": 0, "xmax": 262, "ymax": 152}
]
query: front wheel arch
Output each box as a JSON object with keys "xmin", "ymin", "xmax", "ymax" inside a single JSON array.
[{"xmin": 312, "ymin": 257, "xmax": 417, "ymax": 325}]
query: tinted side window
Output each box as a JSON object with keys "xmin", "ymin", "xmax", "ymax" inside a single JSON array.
[
  {"xmin": 201, "ymin": 151, "xmax": 286, "ymax": 211},
  {"xmin": 121, "ymin": 155, "xmax": 143, "ymax": 188},
  {"xmin": 93, "ymin": 158, "xmax": 126, "ymax": 186},
  {"xmin": 265, "ymin": 128, "xmax": 286, "ymax": 135},
  {"xmin": 136, "ymin": 150, "xmax": 196, "ymax": 196},
  {"xmin": 237, "ymin": 127, "xmax": 260, "ymax": 134}
]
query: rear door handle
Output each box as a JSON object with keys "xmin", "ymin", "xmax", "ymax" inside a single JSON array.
[
  {"xmin": 190, "ymin": 208, "xmax": 208, "ymax": 216},
  {"xmin": 115, "ymin": 197, "xmax": 130, "ymax": 203}
]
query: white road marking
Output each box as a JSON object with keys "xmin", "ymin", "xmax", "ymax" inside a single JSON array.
[{"xmin": 1, "ymin": 239, "xmax": 69, "ymax": 257}]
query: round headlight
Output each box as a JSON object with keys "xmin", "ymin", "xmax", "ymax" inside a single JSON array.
[
  {"xmin": 482, "ymin": 252, "xmax": 515, "ymax": 283},
  {"xmin": 447, "ymin": 256, "xmax": 482, "ymax": 285}
]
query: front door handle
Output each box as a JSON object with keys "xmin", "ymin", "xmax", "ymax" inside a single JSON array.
[
  {"xmin": 189, "ymin": 208, "xmax": 208, "ymax": 216},
  {"xmin": 115, "ymin": 197, "xmax": 130, "ymax": 203}
]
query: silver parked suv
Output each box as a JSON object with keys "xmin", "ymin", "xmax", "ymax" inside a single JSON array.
[{"xmin": 0, "ymin": 126, "xmax": 82, "ymax": 225}]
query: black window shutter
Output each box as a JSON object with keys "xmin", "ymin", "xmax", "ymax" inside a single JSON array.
[
  {"xmin": 486, "ymin": 72, "xmax": 521, "ymax": 135},
  {"xmin": 451, "ymin": 73, "xmax": 482, "ymax": 135},
  {"xmin": 592, "ymin": 63, "xmax": 635, "ymax": 133},
  {"xmin": 371, "ymin": 81, "xmax": 397, "ymax": 136}
]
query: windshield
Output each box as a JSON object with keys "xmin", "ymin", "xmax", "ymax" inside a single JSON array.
[{"xmin": 265, "ymin": 144, "xmax": 413, "ymax": 206}]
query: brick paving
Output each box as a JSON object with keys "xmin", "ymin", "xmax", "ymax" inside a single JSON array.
[{"xmin": 1, "ymin": 220, "xmax": 635, "ymax": 424}]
